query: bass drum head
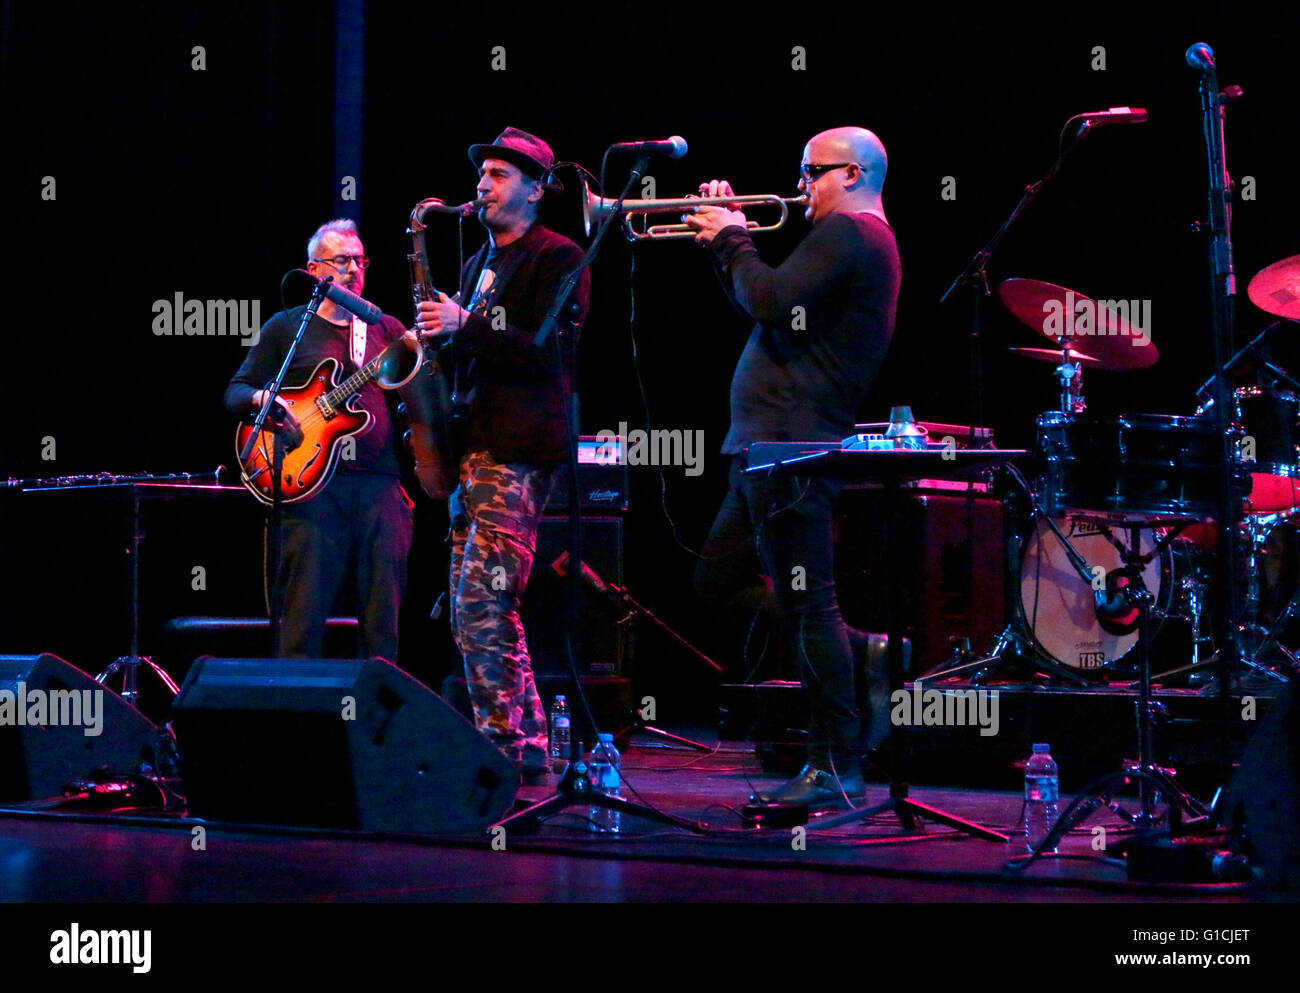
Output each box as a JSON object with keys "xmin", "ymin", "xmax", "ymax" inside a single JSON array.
[{"xmin": 1019, "ymin": 518, "xmax": 1170, "ymax": 671}]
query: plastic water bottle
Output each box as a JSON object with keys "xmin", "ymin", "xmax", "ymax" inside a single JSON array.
[
  {"xmin": 549, "ymin": 695, "xmax": 571, "ymax": 772},
  {"xmin": 1024, "ymin": 743, "xmax": 1059, "ymax": 853},
  {"xmin": 588, "ymin": 733, "xmax": 622, "ymax": 833}
]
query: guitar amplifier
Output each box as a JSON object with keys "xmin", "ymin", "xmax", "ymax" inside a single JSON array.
[
  {"xmin": 521, "ymin": 516, "xmax": 626, "ymax": 675},
  {"xmin": 834, "ymin": 489, "xmax": 1006, "ymax": 669},
  {"xmin": 544, "ymin": 437, "xmax": 629, "ymax": 513}
]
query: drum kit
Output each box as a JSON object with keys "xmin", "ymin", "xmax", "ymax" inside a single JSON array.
[{"xmin": 971, "ymin": 260, "xmax": 1300, "ymax": 686}]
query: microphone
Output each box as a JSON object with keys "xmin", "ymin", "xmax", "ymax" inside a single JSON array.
[
  {"xmin": 1078, "ymin": 106, "xmax": 1148, "ymax": 126},
  {"xmin": 550, "ymin": 550, "xmax": 614, "ymax": 596},
  {"xmin": 608, "ymin": 136, "xmax": 688, "ymax": 159},
  {"xmin": 1186, "ymin": 42, "xmax": 1216, "ymax": 70},
  {"xmin": 296, "ymin": 271, "xmax": 384, "ymax": 323}
]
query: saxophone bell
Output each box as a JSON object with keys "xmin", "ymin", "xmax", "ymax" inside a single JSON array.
[{"xmin": 374, "ymin": 331, "xmax": 424, "ymax": 390}]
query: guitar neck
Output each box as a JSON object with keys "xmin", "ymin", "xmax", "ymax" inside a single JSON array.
[{"xmin": 323, "ymin": 349, "xmax": 385, "ymax": 408}]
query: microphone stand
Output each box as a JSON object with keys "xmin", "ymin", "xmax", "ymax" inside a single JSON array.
[
  {"xmin": 1189, "ymin": 45, "xmax": 1248, "ymax": 737},
  {"xmin": 940, "ymin": 116, "xmax": 1100, "ymax": 433},
  {"xmin": 498, "ymin": 155, "xmax": 705, "ymax": 836},
  {"xmin": 238, "ymin": 275, "xmax": 330, "ymax": 655},
  {"xmin": 938, "ymin": 119, "xmax": 1101, "ymax": 693},
  {"xmin": 551, "ymin": 551, "xmax": 722, "ymax": 752}
]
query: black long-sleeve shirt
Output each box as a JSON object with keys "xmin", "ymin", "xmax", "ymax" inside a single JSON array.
[
  {"xmin": 223, "ymin": 308, "xmax": 416, "ymax": 477},
  {"xmin": 707, "ymin": 211, "xmax": 901, "ymax": 453}
]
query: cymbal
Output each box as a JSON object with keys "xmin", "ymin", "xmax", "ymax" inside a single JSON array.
[
  {"xmin": 1248, "ymin": 254, "xmax": 1300, "ymax": 319},
  {"xmin": 1009, "ymin": 346, "xmax": 1103, "ymax": 366},
  {"xmin": 998, "ymin": 277, "xmax": 1159, "ymax": 371}
]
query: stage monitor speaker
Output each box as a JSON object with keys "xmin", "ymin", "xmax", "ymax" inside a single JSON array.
[
  {"xmin": 522, "ymin": 516, "xmax": 626, "ymax": 675},
  {"xmin": 171, "ymin": 657, "xmax": 517, "ymax": 834},
  {"xmin": 0, "ymin": 653, "xmax": 165, "ymax": 802}
]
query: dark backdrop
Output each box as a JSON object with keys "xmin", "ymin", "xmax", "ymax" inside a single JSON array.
[{"xmin": 5, "ymin": 5, "xmax": 1299, "ymax": 714}]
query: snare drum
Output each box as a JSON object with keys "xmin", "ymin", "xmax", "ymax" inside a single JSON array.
[
  {"xmin": 1196, "ymin": 386, "xmax": 1300, "ymax": 513},
  {"xmin": 1037, "ymin": 411, "xmax": 1223, "ymax": 519}
]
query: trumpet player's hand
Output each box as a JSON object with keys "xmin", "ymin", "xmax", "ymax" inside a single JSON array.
[
  {"xmin": 681, "ymin": 178, "xmax": 747, "ymax": 245},
  {"xmin": 681, "ymin": 205, "xmax": 748, "ymax": 246},
  {"xmin": 699, "ymin": 179, "xmax": 740, "ymax": 207},
  {"xmin": 415, "ymin": 293, "xmax": 468, "ymax": 344}
]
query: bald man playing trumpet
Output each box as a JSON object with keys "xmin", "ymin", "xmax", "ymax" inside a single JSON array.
[{"xmin": 684, "ymin": 127, "xmax": 902, "ymax": 808}]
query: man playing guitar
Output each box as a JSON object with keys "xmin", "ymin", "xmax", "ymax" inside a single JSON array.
[{"xmin": 225, "ymin": 219, "xmax": 441, "ymax": 661}]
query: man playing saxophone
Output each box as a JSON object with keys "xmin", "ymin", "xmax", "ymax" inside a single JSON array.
[{"xmin": 414, "ymin": 128, "xmax": 589, "ymax": 786}]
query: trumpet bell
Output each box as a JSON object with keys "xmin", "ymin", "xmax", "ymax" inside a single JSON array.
[
  {"xmin": 583, "ymin": 182, "xmax": 620, "ymax": 237},
  {"xmin": 374, "ymin": 332, "xmax": 423, "ymax": 390}
]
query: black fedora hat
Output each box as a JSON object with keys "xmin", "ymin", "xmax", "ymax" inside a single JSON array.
[{"xmin": 467, "ymin": 127, "xmax": 555, "ymax": 181}]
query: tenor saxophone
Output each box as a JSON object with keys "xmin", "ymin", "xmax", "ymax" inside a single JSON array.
[{"xmin": 405, "ymin": 198, "xmax": 474, "ymax": 496}]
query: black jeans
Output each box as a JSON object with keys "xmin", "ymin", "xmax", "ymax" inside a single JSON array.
[
  {"xmin": 268, "ymin": 471, "xmax": 413, "ymax": 661},
  {"xmin": 696, "ymin": 455, "xmax": 863, "ymax": 772}
]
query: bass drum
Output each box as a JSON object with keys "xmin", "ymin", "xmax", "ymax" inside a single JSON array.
[{"xmin": 1019, "ymin": 517, "xmax": 1172, "ymax": 671}]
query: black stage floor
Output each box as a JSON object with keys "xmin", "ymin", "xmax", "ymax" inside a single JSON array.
[{"xmin": 0, "ymin": 735, "xmax": 1285, "ymax": 904}]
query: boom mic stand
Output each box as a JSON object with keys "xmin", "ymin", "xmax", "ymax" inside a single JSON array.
[
  {"xmin": 551, "ymin": 550, "xmax": 722, "ymax": 752},
  {"xmin": 238, "ymin": 274, "xmax": 329, "ymax": 655},
  {"xmin": 496, "ymin": 155, "xmax": 705, "ymax": 836}
]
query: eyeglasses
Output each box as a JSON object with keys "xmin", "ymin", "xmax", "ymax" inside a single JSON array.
[
  {"xmin": 799, "ymin": 162, "xmax": 854, "ymax": 182},
  {"xmin": 313, "ymin": 255, "xmax": 371, "ymax": 270}
]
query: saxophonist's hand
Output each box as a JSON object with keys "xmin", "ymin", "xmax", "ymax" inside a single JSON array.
[{"xmin": 415, "ymin": 293, "xmax": 467, "ymax": 344}]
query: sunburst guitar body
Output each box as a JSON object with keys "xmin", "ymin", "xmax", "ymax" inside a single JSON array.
[{"xmin": 235, "ymin": 357, "xmax": 373, "ymax": 505}]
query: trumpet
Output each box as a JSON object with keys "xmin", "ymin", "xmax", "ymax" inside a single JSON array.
[{"xmin": 582, "ymin": 180, "xmax": 808, "ymax": 241}]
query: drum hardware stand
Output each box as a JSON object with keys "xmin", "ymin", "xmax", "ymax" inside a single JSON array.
[
  {"xmin": 1231, "ymin": 513, "xmax": 1300, "ymax": 680},
  {"xmin": 1150, "ymin": 568, "xmax": 1219, "ymax": 683}
]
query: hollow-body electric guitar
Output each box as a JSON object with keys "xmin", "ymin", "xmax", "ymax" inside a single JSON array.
[{"xmin": 235, "ymin": 335, "xmax": 421, "ymax": 505}]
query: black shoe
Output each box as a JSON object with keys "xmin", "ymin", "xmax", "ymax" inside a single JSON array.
[{"xmin": 749, "ymin": 764, "xmax": 865, "ymax": 807}]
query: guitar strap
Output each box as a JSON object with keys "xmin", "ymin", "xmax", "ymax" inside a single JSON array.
[{"xmin": 349, "ymin": 316, "xmax": 367, "ymax": 370}]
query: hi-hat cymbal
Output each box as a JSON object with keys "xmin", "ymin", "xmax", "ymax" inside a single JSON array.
[
  {"xmin": 1248, "ymin": 254, "xmax": 1300, "ymax": 319},
  {"xmin": 998, "ymin": 277, "xmax": 1159, "ymax": 371},
  {"xmin": 1009, "ymin": 346, "xmax": 1103, "ymax": 366}
]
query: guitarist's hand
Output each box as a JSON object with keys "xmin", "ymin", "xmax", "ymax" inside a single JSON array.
[
  {"xmin": 252, "ymin": 391, "xmax": 304, "ymax": 453},
  {"xmin": 415, "ymin": 293, "xmax": 468, "ymax": 345}
]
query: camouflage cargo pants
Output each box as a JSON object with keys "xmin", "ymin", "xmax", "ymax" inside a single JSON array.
[{"xmin": 448, "ymin": 450, "xmax": 555, "ymax": 770}]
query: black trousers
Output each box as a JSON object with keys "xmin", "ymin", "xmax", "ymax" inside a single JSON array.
[
  {"xmin": 695, "ymin": 455, "xmax": 864, "ymax": 772},
  {"xmin": 267, "ymin": 471, "xmax": 413, "ymax": 661}
]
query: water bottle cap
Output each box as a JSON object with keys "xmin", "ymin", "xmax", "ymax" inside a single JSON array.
[
  {"xmin": 555, "ymin": 695, "xmax": 566, "ymax": 701},
  {"xmin": 1032, "ymin": 743, "xmax": 1050, "ymax": 753},
  {"xmin": 597, "ymin": 732, "xmax": 614, "ymax": 743}
]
